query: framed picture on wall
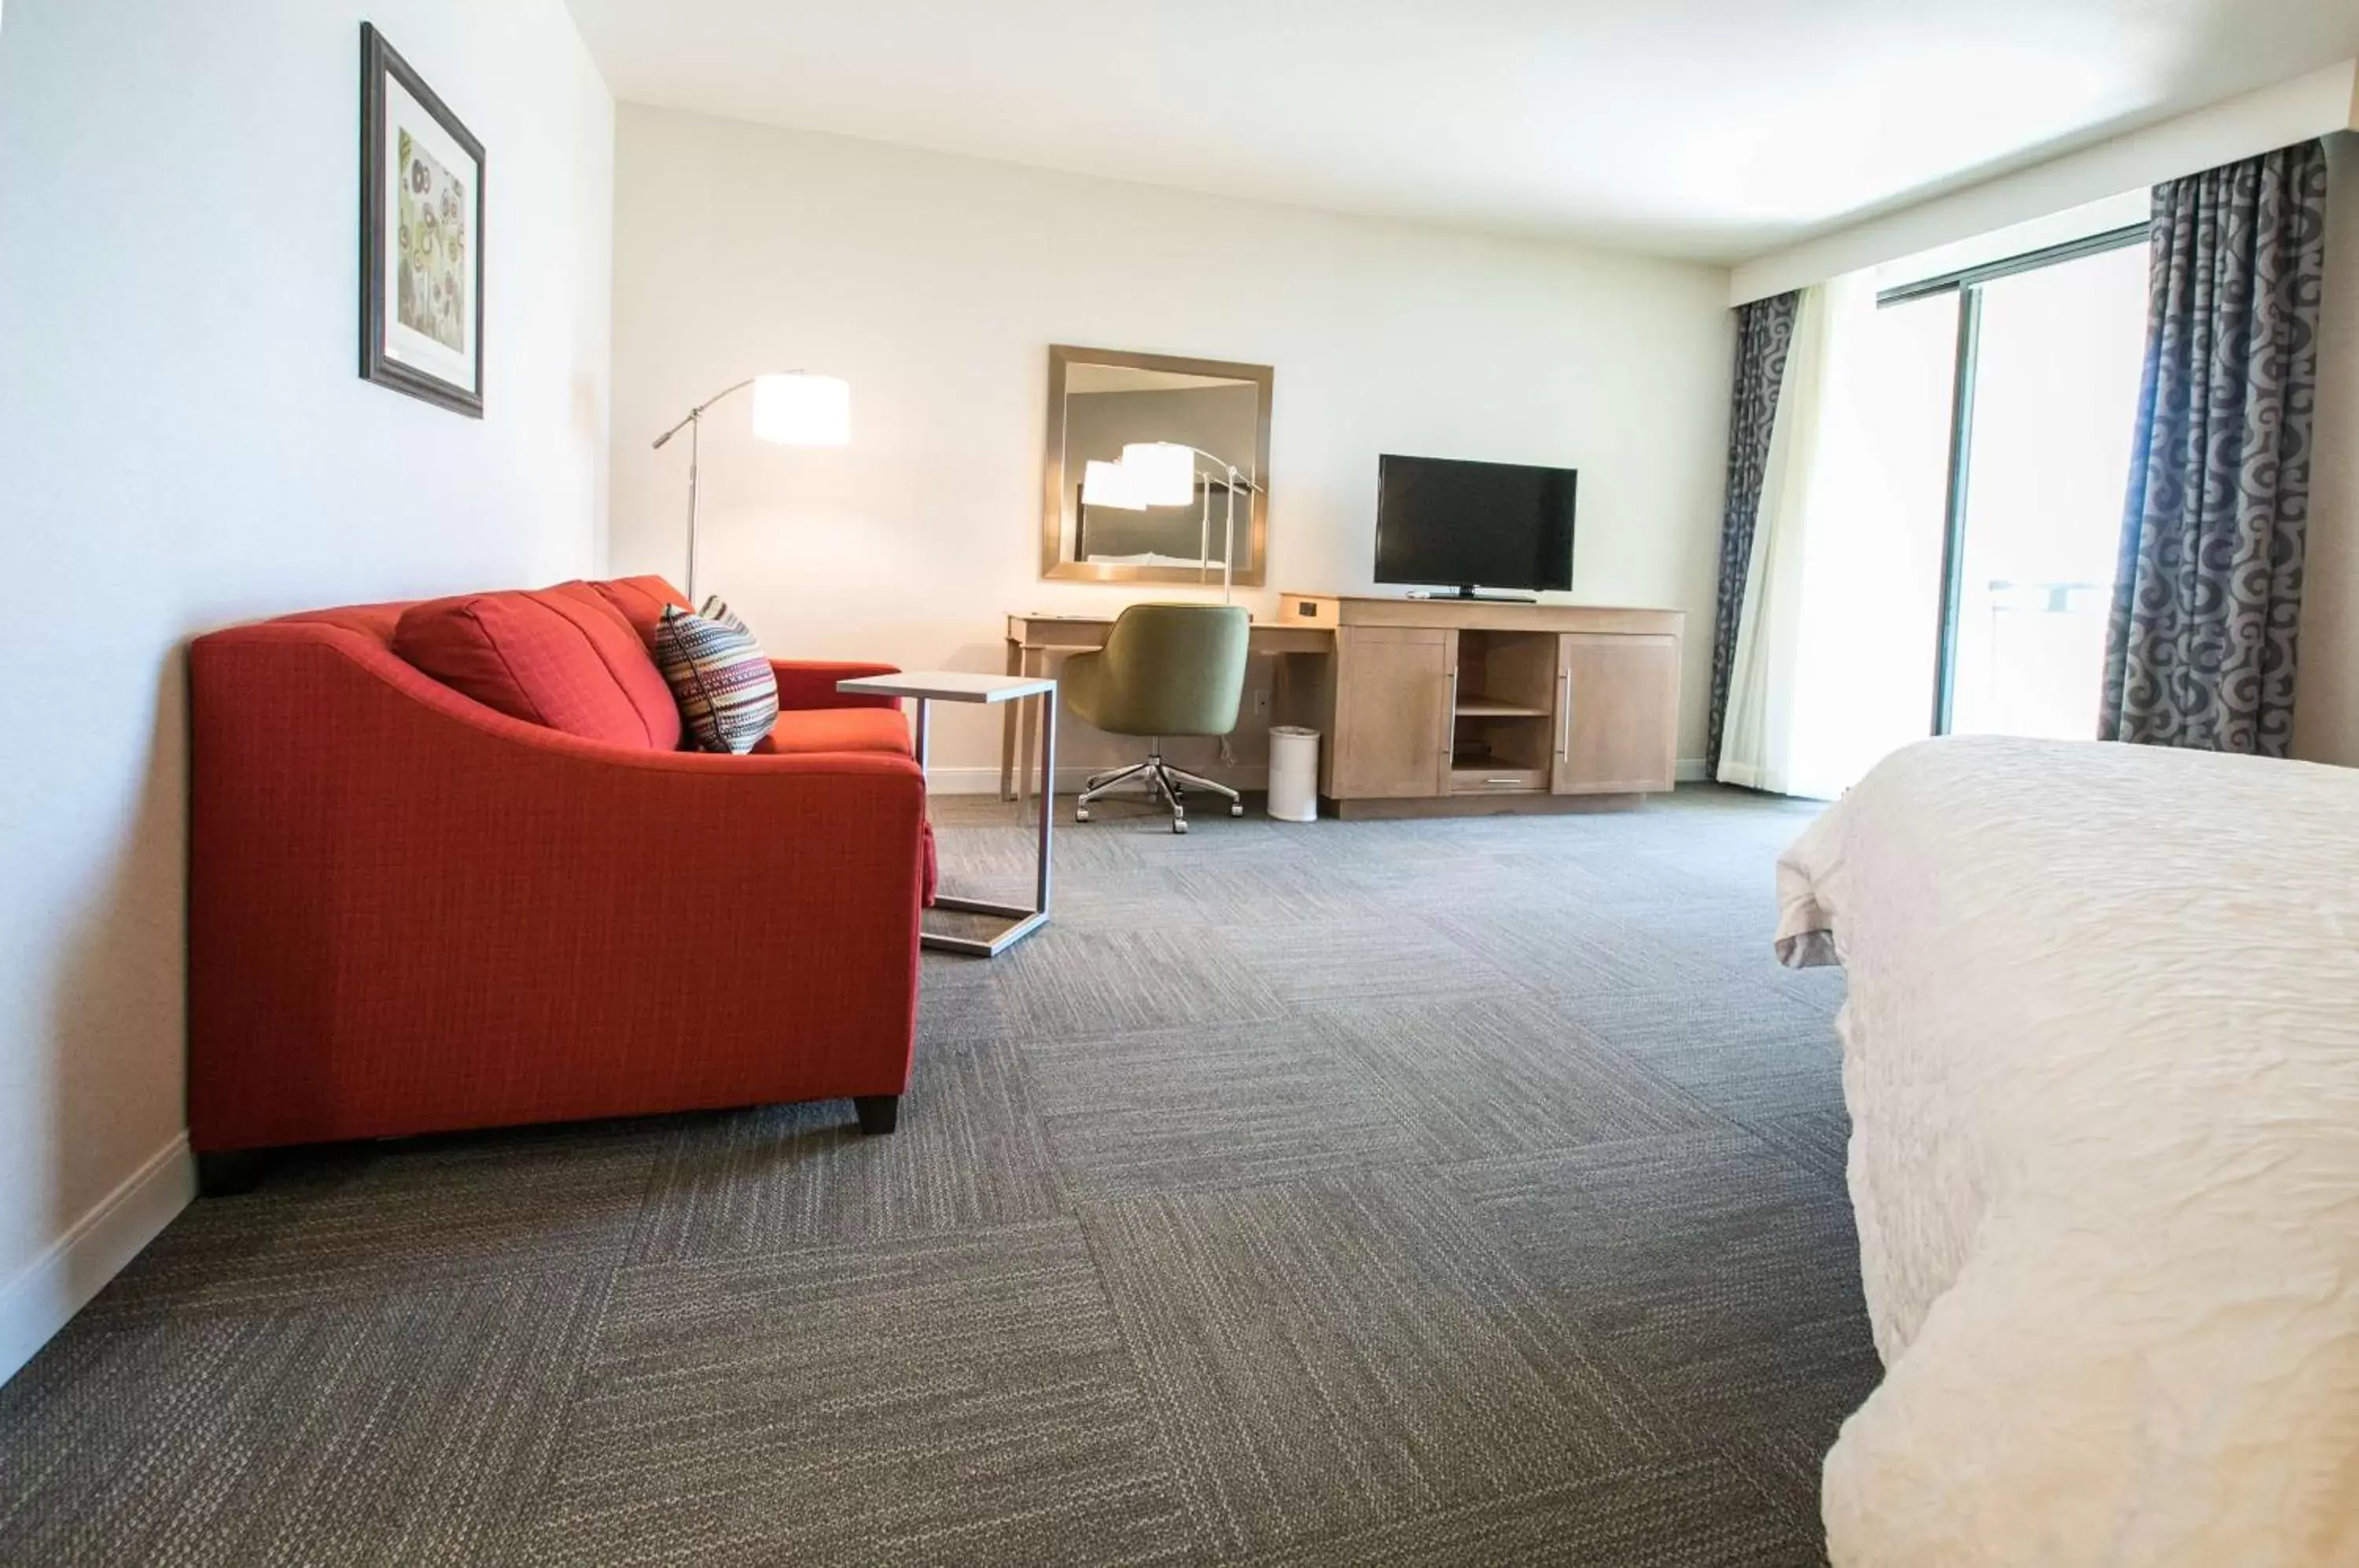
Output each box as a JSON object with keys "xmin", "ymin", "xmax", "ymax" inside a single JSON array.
[{"xmin": 359, "ymin": 24, "xmax": 485, "ymax": 417}]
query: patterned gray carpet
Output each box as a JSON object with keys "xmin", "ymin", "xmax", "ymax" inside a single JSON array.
[{"xmin": 0, "ymin": 786, "xmax": 1878, "ymax": 1566}]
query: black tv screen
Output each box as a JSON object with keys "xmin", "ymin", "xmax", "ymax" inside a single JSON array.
[{"xmin": 1373, "ymin": 455, "xmax": 1577, "ymax": 593}]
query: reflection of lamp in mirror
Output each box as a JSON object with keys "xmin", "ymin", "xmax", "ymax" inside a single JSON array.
[
  {"xmin": 653, "ymin": 371, "xmax": 850, "ymax": 602},
  {"xmin": 1080, "ymin": 459, "xmax": 1147, "ymax": 511},
  {"xmin": 1117, "ymin": 442, "xmax": 1198, "ymax": 506},
  {"xmin": 1119, "ymin": 441, "xmax": 1262, "ymax": 603}
]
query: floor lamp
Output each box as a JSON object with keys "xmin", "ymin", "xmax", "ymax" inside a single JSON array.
[
  {"xmin": 653, "ymin": 372, "xmax": 849, "ymax": 604},
  {"xmin": 1117, "ymin": 442, "xmax": 1262, "ymax": 603}
]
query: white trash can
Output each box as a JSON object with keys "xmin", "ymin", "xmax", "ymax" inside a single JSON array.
[{"xmin": 1267, "ymin": 726, "xmax": 1319, "ymax": 822}]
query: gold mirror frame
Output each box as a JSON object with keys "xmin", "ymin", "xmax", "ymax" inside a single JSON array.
[{"xmin": 1040, "ymin": 344, "xmax": 1273, "ymax": 587}]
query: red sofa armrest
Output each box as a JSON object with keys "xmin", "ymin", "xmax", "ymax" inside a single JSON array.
[{"xmin": 773, "ymin": 660, "xmax": 902, "ymax": 712}]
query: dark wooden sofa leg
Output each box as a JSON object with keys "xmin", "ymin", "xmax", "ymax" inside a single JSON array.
[
  {"xmin": 195, "ymin": 1149, "xmax": 270, "ymax": 1197},
  {"xmin": 852, "ymin": 1095, "xmax": 900, "ymax": 1136}
]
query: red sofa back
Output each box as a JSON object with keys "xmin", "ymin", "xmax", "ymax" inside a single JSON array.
[{"xmin": 392, "ymin": 581, "xmax": 684, "ymax": 749}]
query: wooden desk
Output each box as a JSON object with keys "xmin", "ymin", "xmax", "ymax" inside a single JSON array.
[
  {"xmin": 1001, "ymin": 613, "xmax": 1333, "ymax": 804},
  {"xmin": 1002, "ymin": 597, "xmax": 1680, "ymax": 819},
  {"xmin": 1279, "ymin": 594, "xmax": 1683, "ymax": 816}
]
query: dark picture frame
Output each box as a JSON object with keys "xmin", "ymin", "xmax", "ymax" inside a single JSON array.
[{"xmin": 359, "ymin": 24, "xmax": 486, "ymax": 417}]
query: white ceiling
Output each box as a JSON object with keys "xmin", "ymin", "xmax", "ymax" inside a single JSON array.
[{"xmin": 565, "ymin": 0, "xmax": 2359, "ymax": 262}]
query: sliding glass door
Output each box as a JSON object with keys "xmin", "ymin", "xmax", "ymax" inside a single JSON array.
[
  {"xmin": 1884, "ymin": 230, "xmax": 2151, "ymax": 740},
  {"xmin": 1781, "ymin": 282, "xmax": 1956, "ymax": 797}
]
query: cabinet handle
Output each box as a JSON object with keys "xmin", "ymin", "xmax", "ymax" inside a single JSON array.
[
  {"xmin": 1557, "ymin": 668, "xmax": 1573, "ymax": 757},
  {"xmin": 1443, "ymin": 668, "xmax": 1459, "ymax": 756}
]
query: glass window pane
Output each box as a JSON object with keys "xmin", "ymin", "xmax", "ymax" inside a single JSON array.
[
  {"xmin": 1784, "ymin": 285, "xmax": 1954, "ymax": 796},
  {"xmin": 1948, "ymin": 245, "xmax": 2149, "ymax": 739}
]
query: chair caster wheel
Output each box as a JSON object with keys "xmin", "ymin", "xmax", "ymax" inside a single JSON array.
[
  {"xmin": 1173, "ymin": 819, "xmax": 1189, "ymax": 834},
  {"xmin": 1230, "ymin": 803, "xmax": 1245, "ymax": 816},
  {"xmin": 1075, "ymin": 808, "xmax": 1091, "ymax": 823}
]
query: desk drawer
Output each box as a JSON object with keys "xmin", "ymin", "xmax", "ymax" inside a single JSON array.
[{"xmin": 1450, "ymin": 765, "xmax": 1548, "ymax": 793}]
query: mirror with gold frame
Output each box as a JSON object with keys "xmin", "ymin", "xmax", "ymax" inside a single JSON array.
[{"xmin": 1040, "ymin": 344, "xmax": 1272, "ymax": 586}]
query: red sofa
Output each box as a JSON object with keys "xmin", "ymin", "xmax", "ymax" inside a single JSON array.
[{"xmin": 187, "ymin": 575, "xmax": 929, "ymax": 1192}]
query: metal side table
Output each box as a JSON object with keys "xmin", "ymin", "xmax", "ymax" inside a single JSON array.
[{"xmin": 836, "ymin": 672, "xmax": 1056, "ymax": 957}]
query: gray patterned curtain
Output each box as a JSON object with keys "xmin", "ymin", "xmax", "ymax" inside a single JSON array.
[
  {"xmin": 2100, "ymin": 140, "xmax": 2329, "ymax": 755},
  {"xmin": 1707, "ymin": 292, "xmax": 1801, "ymax": 776}
]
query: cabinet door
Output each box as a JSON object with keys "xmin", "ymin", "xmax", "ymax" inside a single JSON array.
[
  {"xmin": 1330, "ymin": 627, "xmax": 1453, "ymax": 798},
  {"xmin": 1552, "ymin": 633, "xmax": 1679, "ymax": 794}
]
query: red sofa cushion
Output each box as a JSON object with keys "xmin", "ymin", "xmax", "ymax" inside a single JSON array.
[
  {"xmin": 393, "ymin": 586, "xmax": 683, "ymax": 750},
  {"xmin": 587, "ymin": 575, "xmax": 691, "ymax": 647},
  {"xmin": 756, "ymin": 708, "xmax": 913, "ymax": 756}
]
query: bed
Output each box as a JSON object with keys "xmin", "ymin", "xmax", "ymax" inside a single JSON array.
[{"xmin": 1773, "ymin": 735, "xmax": 2359, "ymax": 1567}]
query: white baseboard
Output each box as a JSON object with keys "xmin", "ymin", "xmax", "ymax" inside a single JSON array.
[
  {"xmin": 926, "ymin": 764, "xmax": 1272, "ymax": 796},
  {"xmin": 934, "ymin": 762, "xmax": 1712, "ymax": 793},
  {"xmin": 0, "ymin": 1132, "xmax": 193, "ymax": 1387}
]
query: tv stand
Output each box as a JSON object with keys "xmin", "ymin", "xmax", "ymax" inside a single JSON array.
[
  {"xmin": 1406, "ymin": 587, "xmax": 1539, "ymax": 602},
  {"xmin": 1279, "ymin": 594, "xmax": 1683, "ymax": 819}
]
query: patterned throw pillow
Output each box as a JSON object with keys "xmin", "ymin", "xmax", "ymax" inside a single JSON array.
[{"xmin": 652, "ymin": 596, "xmax": 780, "ymax": 753}]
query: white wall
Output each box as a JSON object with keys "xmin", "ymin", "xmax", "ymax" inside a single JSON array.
[
  {"xmin": 2295, "ymin": 131, "xmax": 2359, "ymax": 767},
  {"xmin": 1732, "ymin": 61, "xmax": 2359, "ymax": 305},
  {"xmin": 0, "ymin": 0, "xmax": 613, "ymax": 1382},
  {"xmin": 609, "ymin": 106, "xmax": 1734, "ymax": 786}
]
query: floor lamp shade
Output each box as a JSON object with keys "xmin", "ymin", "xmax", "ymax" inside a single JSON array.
[
  {"xmin": 751, "ymin": 373, "xmax": 851, "ymax": 446},
  {"xmin": 653, "ymin": 370, "xmax": 850, "ymax": 605}
]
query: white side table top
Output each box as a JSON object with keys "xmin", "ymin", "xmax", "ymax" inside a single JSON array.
[{"xmin": 837, "ymin": 672, "xmax": 1055, "ymax": 704}]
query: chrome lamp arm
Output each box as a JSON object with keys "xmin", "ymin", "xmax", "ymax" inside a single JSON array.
[
  {"xmin": 651, "ymin": 377, "xmax": 765, "ymax": 451},
  {"xmin": 1161, "ymin": 445, "xmax": 1264, "ymax": 494},
  {"xmin": 650, "ymin": 373, "xmax": 823, "ymax": 604}
]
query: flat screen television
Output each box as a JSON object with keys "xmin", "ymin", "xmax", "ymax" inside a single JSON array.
[{"xmin": 1373, "ymin": 454, "xmax": 1577, "ymax": 597}]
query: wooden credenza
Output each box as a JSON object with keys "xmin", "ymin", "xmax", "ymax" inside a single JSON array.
[{"xmin": 1276, "ymin": 594, "xmax": 1683, "ymax": 819}]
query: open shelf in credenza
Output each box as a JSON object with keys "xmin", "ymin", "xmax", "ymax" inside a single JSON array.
[
  {"xmin": 1449, "ymin": 627, "xmax": 1559, "ymax": 793},
  {"xmin": 1450, "ymin": 716, "xmax": 1552, "ymax": 795},
  {"xmin": 1279, "ymin": 592, "xmax": 1684, "ymax": 815},
  {"xmin": 1452, "ymin": 696, "xmax": 1550, "ymax": 718}
]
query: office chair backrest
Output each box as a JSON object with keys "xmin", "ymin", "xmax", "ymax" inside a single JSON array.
[{"xmin": 1095, "ymin": 603, "xmax": 1252, "ymax": 737}]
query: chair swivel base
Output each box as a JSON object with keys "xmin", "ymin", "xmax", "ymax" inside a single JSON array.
[{"xmin": 1075, "ymin": 750, "xmax": 1245, "ymax": 834}]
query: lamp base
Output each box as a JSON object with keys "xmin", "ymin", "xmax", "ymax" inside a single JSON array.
[{"xmin": 1407, "ymin": 587, "xmax": 1541, "ymax": 602}]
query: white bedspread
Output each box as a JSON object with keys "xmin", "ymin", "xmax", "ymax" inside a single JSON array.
[{"xmin": 1773, "ymin": 736, "xmax": 2359, "ymax": 1568}]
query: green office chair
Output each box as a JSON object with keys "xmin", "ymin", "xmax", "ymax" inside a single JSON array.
[{"xmin": 1065, "ymin": 603, "xmax": 1250, "ymax": 834}]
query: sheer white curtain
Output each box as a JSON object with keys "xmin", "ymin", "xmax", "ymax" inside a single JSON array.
[
  {"xmin": 1717, "ymin": 285, "xmax": 1829, "ymax": 793},
  {"xmin": 1718, "ymin": 272, "xmax": 1946, "ymax": 798}
]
